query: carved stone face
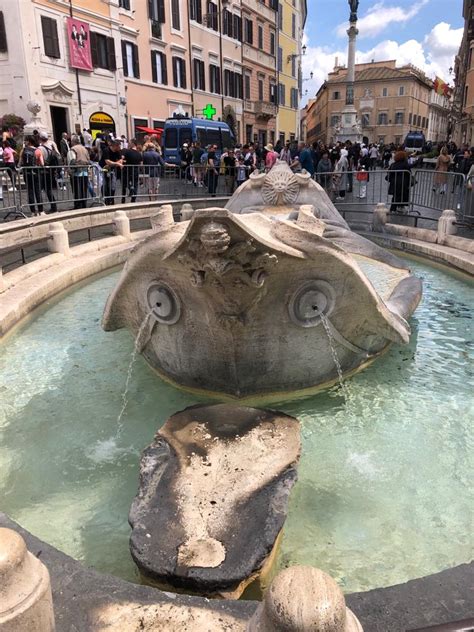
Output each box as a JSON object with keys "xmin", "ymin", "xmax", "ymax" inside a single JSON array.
[
  {"xmin": 199, "ymin": 222, "xmax": 231, "ymax": 254},
  {"xmin": 262, "ymin": 169, "xmax": 300, "ymax": 206}
]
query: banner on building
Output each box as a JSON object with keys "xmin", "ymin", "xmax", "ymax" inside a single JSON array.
[{"xmin": 67, "ymin": 17, "xmax": 93, "ymax": 71}]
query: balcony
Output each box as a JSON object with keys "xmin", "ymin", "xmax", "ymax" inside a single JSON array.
[
  {"xmin": 255, "ymin": 101, "xmax": 277, "ymax": 119},
  {"xmin": 243, "ymin": 44, "xmax": 276, "ymax": 70},
  {"xmin": 242, "ymin": 0, "xmax": 276, "ymax": 23}
]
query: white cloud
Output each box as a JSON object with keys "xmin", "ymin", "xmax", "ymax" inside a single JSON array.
[
  {"xmin": 336, "ymin": 0, "xmax": 429, "ymax": 39},
  {"xmin": 301, "ymin": 21, "xmax": 463, "ymax": 106}
]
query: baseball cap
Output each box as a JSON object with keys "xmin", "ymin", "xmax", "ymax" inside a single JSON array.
[{"xmin": 39, "ymin": 131, "xmax": 48, "ymax": 140}]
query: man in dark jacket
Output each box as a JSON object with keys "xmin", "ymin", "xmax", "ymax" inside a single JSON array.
[{"xmin": 387, "ymin": 150, "xmax": 411, "ymax": 214}]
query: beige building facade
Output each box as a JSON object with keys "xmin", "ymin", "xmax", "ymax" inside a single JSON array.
[
  {"xmin": 452, "ymin": 0, "xmax": 474, "ymax": 146},
  {"xmin": 306, "ymin": 60, "xmax": 444, "ymax": 147}
]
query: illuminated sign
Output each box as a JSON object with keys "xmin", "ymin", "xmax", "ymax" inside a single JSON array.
[{"xmin": 203, "ymin": 104, "xmax": 217, "ymax": 120}]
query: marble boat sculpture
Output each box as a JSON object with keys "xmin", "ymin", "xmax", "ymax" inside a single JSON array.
[{"xmin": 102, "ymin": 161, "xmax": 422, "ymax": 398}]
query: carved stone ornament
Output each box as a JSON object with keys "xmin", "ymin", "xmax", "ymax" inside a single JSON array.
[
  {"xmin": 248, "ymin": 161, "xmax": 312, "ymax": 206},
  {"xmin": 26, "ymin": 101, "xmax": 41, "ymax": 116},
  {"xmin": 178, "ymin": 221, "xmax": 278, "ymax": 288}
]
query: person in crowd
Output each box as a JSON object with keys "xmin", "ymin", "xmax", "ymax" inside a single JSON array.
[
  {"xmin": 60, "ymin": 132, "xmax": 70, "ymax": 164},
  {"xmin": 244, "ymin": 145, "xmax": 257, "ymax": 173},
  {"xmin": 142, "ymin": 143, "xmax": 165, "ymax": 200},
  {"xmin": 82, "ymin": 128, "xmax": 93, "ymax": 149},
  {"xmin": 68, "ymin": 135, "xmax": 91, "ymax": 209},
  {"xmin": 279, "ymin": 141, "xmax": 292, "ymax": 165},
  {"xmin": 88, "ymin": 147, "xmax": 102, "ymax": 199},
  {"xmin": 99, "ymin": 138, "xmax": 123, "ymax": 205},
  {"xmin": 382, "ymin": 146, "xmax": 392, "ymax": 169},
  {"xmin": 316, "ymin": 151, "xmax": 332, "ymax": 192},
  {"xmin": 297, "ymin": 142, "xmax": 315, "ymax": 176},
  {"xmin": 264, "ymin": 143, "xmax": 279, "ymax": 170},
  {"xmin": 2, "ymin": 139, "xmax": 17, "ymax": 187},
  {"xmin": 37, "ymin": 131, "xmax": 59, "ymax": 212},
  {"xmin": 120, "ymin": 134, "xmax": 128, "ymax": 149},
  {"xmin": 236, "ymin": 157, "xmax": 247, "ymax": 188},
  {"xmin": 191, "ymin": 141, "xmax": 204, "ymax": 187},
  {"xmin": 334, "ymin": 148, "xmax": 349, "ymax": 200},
  {"xmin": 387, "ymin": 150, "xmax": 411, "ymax": 214},
  {"xmin": 207, "ymin": 144, "xmax": 219, "ymax": 197},
  {"xmin": 19, "ymin": 135, "xmax": 43, "ymax": 216},
  {"xmin": 223, "ymin": 148, "xmax": 236, "ymax": 195},
  {"xmin": 433, "ymin": 146, "xmax": 451, "ymax": 195},
  {"xmin": 121, "ymin": 139, "xmax": 142, "ymax": 203},
  {"xmin": 369, "ymin": 144, "xmax": 379, "ymax": 170},
  {"xmin": 329, "ymin": 143, "xmax": 341, "ymax": 168}
]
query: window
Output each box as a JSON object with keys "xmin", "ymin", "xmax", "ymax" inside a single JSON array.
[
  {"xmin": 333, "ymin": 91, "xmax": 340, "ymax": 100},
  {"xmin": 206, "ymin": 1, "xmax": 218, "ymax": 30},
  {"xmin": 330, "ymin": 115, "xmax": 340, "ymax": 127},
  {"xmin": 417, "ymin": 114, "xmax": 421, "ymax": 126},
  {"xmin": 270, "ymin": 31, "xmax": 275, "ymax": 56},
  {"xmin": 464, "ymin": 85, "xmax": 469, "ymax": 107},
  {"xmin": 224, "ymin": 70, "xmax": 242, "ymax": 98},
  {"xmin": 209, "ymin": 64, "xmax": 221, "ymax": 93},
  {"xmin": 382, "ymin": 87, "xmax": 388, "ymax": 97},
  {"xmin": 119, "ymin": 0, "xmax": 131, "ymax": 8},
  {"xmin": 378, "ymin": 112, "xmax": 388, "ymax": 125},
  {"xmin": 233, "ymin": 14, "xmax": 242, "ymax": 41},
  {"xmin": 149, "ymin": 0, "xmax": 166, "ymax": 22},
  {"xmin": 122, "ymin": 41, "xmax": 139, "ymax": 77},
  {"xmin": 41, "ymin": 16, "xmax": 60, "ymax": 59},
  {"xmin": 258, "ymin": 78, "xmax": 264, "ymax": 101},
  {"xmin": 270, "ymin": 81, "xmax": 276, "ymax": 104},
  {"xmin": 395, "ymin": 112, "xmax": 404, "ymax": 124},
  {"xmin": 278, "ymin": 3, "xmax": 283, "ymax": 30},
  {"xmin": 0, "ymin": 12, "xmax": 7, "ymax": 53},
  {"xmin": 291, "ymin": 13, "xmax": 296, "ymax": 38},
  {"xmin": 378, "ymin": 135, "xmax": 385, "ymax": 144},
  {"xmin": 172, "ymin": 56, "xmax": 186, "ymax": 88},
  {"xmin": 151, "ymin": 50, "xmax": 167, "ymax": 84},
  {"xmin": 278, "ymin": 83, "xmax": 285, "ymax": 106},
  {"xmin": 399, "ymin": 86, "xmax": 404, "ymax": 96},
  {"xmin": 244, "ymin": 18, "xmax": 253, "ymax": 44},
  {"xmin": 408, "ymin": 113, "xmax": 412, "ymax": 125},
  {"xmin": 171, "ymin": 0, "xmax": 180, "ymax": 30},
  {"xmin": 151, "ymin": 20, "xmax": 162, "ymax": 38},
  {"xmin": 291, "ymin": 56, "xmax": 296, "ymax": 78},
  {"xmin": 165, "ymin": 127, "xmax": 178, "ymax": 148},
  {"xmin": 361, "ymin": 113, "xmax": 370, "ymax": 127},
  {"xmin": 258, "ymin": 24, "xmax": 263, "ymax": 49},
  {"xmin": 244, "ymin": 73, "xmax": 251, "ymax": 99},
  {"xmin": 290, "ymin": 87, "xmax": 298, "ymax": 109},
  {"xmin": 246, "ymin": 124, "xmax": 253, "ymax": 144},
  {"xmin": 223, "ymin": 9, "xmax": 233, "ymax": 37},
  {"xmin": 189, "ymin": 0, "xmax": 202, "ymax": 23},
  {"xmin": 90, "ymin": 33, "xmax": 116, "ymax": 71},
  {"xmin": 469, "ymin": 47, "xmax": 474, "ymax": 69},
  {"xmin": 277, "ymin": 46, "xmax": 282, "ymax": 71},
  {"xmin": 193, "ymin": 58, "xmax": 205, "ymax": 90}
]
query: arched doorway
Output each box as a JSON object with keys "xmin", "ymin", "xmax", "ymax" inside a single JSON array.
[{"xmin": 89, "ymin": 111, "xmax": 116, "ymax": 139}]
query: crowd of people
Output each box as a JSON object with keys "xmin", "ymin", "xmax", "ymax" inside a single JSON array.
[{"xmin": 1, "ymin": 125, "xmax": 474, "ymax": 217}]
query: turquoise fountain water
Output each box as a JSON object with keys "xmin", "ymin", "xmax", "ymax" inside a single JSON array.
[{"xmin": 0, "ymin": 260, "xmax": 472, "ymax": 593}]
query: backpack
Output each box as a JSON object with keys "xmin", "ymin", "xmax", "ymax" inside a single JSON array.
[
  {"xmin": 22, "ymin": 146, "xmax": 37, "ymax": 167},
  {"xmin": 43, "ymin": 145, "xmax": 61, "ymax": 167}
]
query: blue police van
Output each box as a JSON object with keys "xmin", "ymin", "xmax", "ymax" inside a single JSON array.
[{"xmin": 163, "ymin": 116, "xmax": 234, "ymax": 165}]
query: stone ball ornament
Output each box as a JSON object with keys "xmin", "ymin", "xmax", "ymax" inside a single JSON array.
[{"xmin": 26, "ymin": 101, "xmax": 41, "ymax": 116}]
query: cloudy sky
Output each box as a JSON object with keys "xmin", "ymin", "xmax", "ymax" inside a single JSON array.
[{"xmin": 302, "ymin": 0, "xmax": 464, "ymax": 104}]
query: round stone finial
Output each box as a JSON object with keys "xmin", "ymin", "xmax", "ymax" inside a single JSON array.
[
  {"xmin": 0, "ymin": 528, "xmax": 27, "ymax": 581},
  {"xmin": 248, "ymin": 566, "xmax": 363, "ymax": 632}
]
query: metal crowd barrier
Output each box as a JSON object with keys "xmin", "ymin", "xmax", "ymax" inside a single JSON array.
[{"xmin": 0, "ymin": 167, "xmax": 21, "ymax": 221}]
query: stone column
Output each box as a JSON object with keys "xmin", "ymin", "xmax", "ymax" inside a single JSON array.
[
  {"xmin": 247, "ymin": 566, "xmax": 363, "ymax": 632},
  {"xmin": 47, "ymin": 222, "xmax": 70, "ymax": 256},
  {"xmin": 372, "ymin": 203, "xmax": 389, "ymax": 232},
  {"xmin": 437, "ymin": 209, "xmax": 457, "ymax": 241},
  {"xmin": 151, "ymin": 204, "xmax": 174, "ymax": 231},
  {"xmin": 113, "ymin": 210, "xmax": 131, "ymax": 240},
  {"xmin": 0, "ymin": 528, "xmax": 55, "ymax": 631},
  {"xmin": 345, "ymin": 23, "xmax": 358, "ymax": 105}
]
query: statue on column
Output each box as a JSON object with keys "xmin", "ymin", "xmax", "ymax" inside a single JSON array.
[{"xmin": 349, "ymin": 0, "xmax": 359, "ymax": 22}]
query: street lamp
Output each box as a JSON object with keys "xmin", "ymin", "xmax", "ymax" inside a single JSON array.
[{"xmin": 287, "ymin": 45, "xmax": 306, "ymax": 64}]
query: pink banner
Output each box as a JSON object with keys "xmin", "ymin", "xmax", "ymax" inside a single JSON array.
[{"xmin": 67, "ymin": 17, "xmax": 93, "ymax": 71}]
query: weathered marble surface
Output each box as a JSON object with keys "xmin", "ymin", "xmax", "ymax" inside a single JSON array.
[
  {"xmin": 103, "ymin": 162, "xmax": 422, "ymax": 398},
  {"xmin": 129, "ymin": 404, "xmax": 301, "ymax": 598}
]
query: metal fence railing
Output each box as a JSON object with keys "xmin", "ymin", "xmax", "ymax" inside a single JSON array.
[{"xmin": 1, "ymin": 165, "xmax": 473, "ymax": 231}]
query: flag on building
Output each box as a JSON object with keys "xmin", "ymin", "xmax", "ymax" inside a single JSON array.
[{"xmin": 433, "ymin": 77, "xmax": 451, "ymax": 98}]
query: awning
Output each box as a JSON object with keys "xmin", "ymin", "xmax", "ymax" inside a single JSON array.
[{"xmin": 136, "ymin": 126, "xmax": 164, "ymax": 136}]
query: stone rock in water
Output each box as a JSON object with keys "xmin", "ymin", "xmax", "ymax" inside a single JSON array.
[{"xmin": 129, "ymin": 404, "xmax": 301, "ymax": 598}]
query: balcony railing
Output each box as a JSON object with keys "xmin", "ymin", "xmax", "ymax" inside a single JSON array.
[{"xmin": 255, "ymin": 101, "xmax": 277, "ymax": 119}]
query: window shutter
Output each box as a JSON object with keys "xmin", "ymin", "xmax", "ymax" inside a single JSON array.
[
  {"xmin": 148, "ymin": 0, "xmax": 157, "ymax": 21},
  {"xmin": 106, "ymin": 37, "xmax": 116, "ymax": 71},
  {"xmin": 41, "ymin": 16, "xmax": 60, "ymax": 59},
  {"xmin": 172, "ymin": 57, "xmax": 177, "ymax": 87},
  {"xmin": 248, "ymin": 20, "xmax": 253, "ymax": 45},
  {"xmin": 132, "ymin": 43, "xmax": 140, "ymax": 78},
  {"xmin": 0, "ymin": 12, "xmax": 7, "ymax": 53},
  {"xmin": 157, "ymin": 0, "xmax": 166, "ymax": 23},
  {"xmin": 121, "ymin": 41, "xmax": 128, "ymax": 76},
  {"xmin": 161, "ymin": 52, "xmax": 168, "ymax": 84},
  {"xmin": 200, "ymin": 60, "xmax": 205, "ymax": 92},
  {"xmin": 171, "ymin": 0, "xmax": 180, "ymax": 29},
  {"xmin": 197, "ymin": 0, "xmax": 202, "ymax": 22},
  {"xmin": 181, "ymin": 59, "xmax": 187, "ymax": 89},
  {"xmin": 90, "ymin": 31, "xmax": 98, "ymax": 67},
  {"xmin": 151, "ymin": 51, "xmax": 157, "ymax": 83}
]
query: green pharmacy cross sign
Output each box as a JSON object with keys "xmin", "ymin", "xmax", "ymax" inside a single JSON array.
[{"xmin": 203, "ymin": 104, "xmax": 217, "ymax": 120}]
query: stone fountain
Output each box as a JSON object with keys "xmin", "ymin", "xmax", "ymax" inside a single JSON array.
[{"xmin": 103, "ymin": 161, "xmax": 422, "ymax": 399}]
